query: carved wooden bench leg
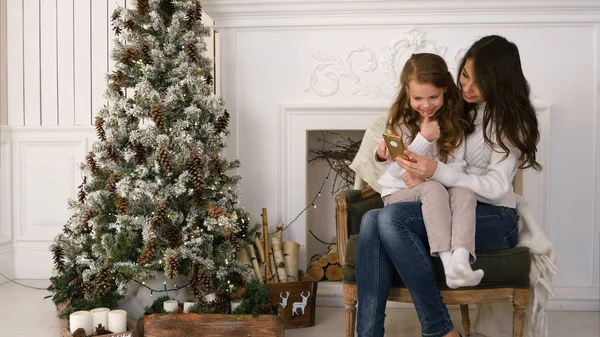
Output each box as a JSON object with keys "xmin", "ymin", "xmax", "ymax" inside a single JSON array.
[
  {"xmin": 344, "ymin": 299, "xmax": 357, "ymax": 337},
  {"xmin": 513, "ymin": 288, "xmax": 529, "ymax": 337},
  {"xmin": 460, "ymin": 304, "xmax": 471, "ymax": 336}
]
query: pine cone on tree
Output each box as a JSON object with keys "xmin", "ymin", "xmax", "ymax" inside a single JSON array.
[
  {"xmin": 121, "ymin": 47, "xmax": 137, "ymax": 65},
  {"xmin": 140, "ymin": 40, "xmax": 153, "ymax": 65},
  {"xmin": 193, "ymin": 0, "xmax": 202, "ymax": 20},
  {"xmin": 104, "ymin": 174, "xmax": 117, "ymax": 192},
  {"xmin": 51, "ymin": 244, "xmax": 66, "ymax": 274},
  {"xmin": 138, "ymin": 235, "xmax": 157, "ymax": 265},
  {"xmin": 192, "ymin": 189, "xmax": 206, "ymax": 207},
  {"xmin": 105, "ymin": 142, "xmax": 120, "ymax": 163},
  {"xmin": 197, "ymin": 267, "xmax": 212, "ymax": 293},
  {"xmin": 114, "ymin": 195, "xmax": 131, "ymax": 215},
  {"xmin": 188, "ymin": 269, "xmax": 201, "ymax": 299},
  {"xmin": 86, "ymin": 152, "xmax": 99, "ymax": 175},
  {"xmin": 204, "ymin": 73, "xmax": 214, "ymax": 86},
  {"xmin": 94, "ymin": 262, "xmax": 114, "ymax": 298},
  {"xmin": 214, "ymin": 109, "xmax": 230, "ymax": 134},
  {"xmin": 224, "ymin": 230, "xmax": 240, "ymax": 250},
  {"xmin": 159, "ymin": 0, "xmax": 175, "ymax": 21},
  {"xmin": 77, "ymin": 176, "xmax": 87, "ymax": 204},
  {"xmin": 230, "ymin": 287, "xmax": 247, "ymax": 301},
  {"xmin": 133, "ymin": 143, "xmax": 148, "ymax": 165},
  {"xmin": 95, "ymin": 117, "xmax": 106, "ymax": 141},
  {"xmin": 213, "ymin": 289, "xmax": 231, "ymax": 313},
  {"xmin": 186, "ymin": 151, "xmax": 204, "ymax": 187},
  {"xmin": 206, "ymin": 204, "xmax": 230, "ymax": 219},
  {"xmin": 124, "ymin": 19, "xmax": 136, "ymax": 32},
  {"xmin": 108, "ymin": 82, "xmax": 124, "ymax": 96},
  {"xmin": 166, "ymin": 226, "xmax": 182, "ymax": 249},
  {"xmin": 185, "ymin": 40, "xmax": 199, "ymax": 64},
  {"xmin": 210, "ymin": 152, "xmax": 223, "ymax": 175},
  {"xmin": 157, "ymin": 143, "xmax": 174, "ymax": 173},
  {"xmin": 82, "ymin": 208, "xmax": 97, "ymax": 233},
  {"xmin": 137, "ymin": 0, "xmax": 150, "ymax": 16},
  {"xmin": 228, "ymin": 271, "xmax": 245, "ymax": 288},
  {"xmin": 127, "ymin": 113, "xmax": 139, "ymax": 126},
  {"xmin": 151, "ymin": 200, "xmax": 168, "ymax": 229},
  {"xmin": 82, "ymin": 280, "xmax": 95, "ymax": 297},
  {"xmin": 186, "ymin": 7, "xmax": 198, "ymax": 28},
  {"xmin": 151, "ymin": 103, "xmax": 165, "ymax": 130},
  {"xmin": 165, "ymin": 253, "xmax": 180, "ymax": 278}
]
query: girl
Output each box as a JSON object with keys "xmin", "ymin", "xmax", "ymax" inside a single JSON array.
[
  {"xmin": 356, "ymin": 36, "xmax": 542, "ymax": 337},
  {"xmin": 375, "ymin": 53, "xmax": 483, "ymax": 289}
]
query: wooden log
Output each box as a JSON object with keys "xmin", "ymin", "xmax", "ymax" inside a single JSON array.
[
  {"xmin": 235, "ymin": 244, "xmax": 252, "ymax": 267},
  {"xmin": 261, "ymin": 208, "xmax": 270, "ymax": 284},
  {"xmin": 247, "ymin": 244, "xmax": 263, "ymax": 282},
  {"xmin": 267, "ymin": 237, "xmax": 279, "ymax": 283},
  {"xmin": 275, "ymin": 221, "xmax": 284, "ymax": 241},
  {"xmin": 282, "ymin": 241, "xmax": 300, "ymax": 282},
  {"xmin": 325, "ymin": 263, "xmax": 343, "ymax": 281},
  {"xmin": 271, "ymin": 237, "xmax": 288, "ymax": 283},
  {"xmin": 254, "ymin": 233, "xmax": 265, "ymax": 264},
  {"xmin": 318, "ymin": 255, "xmax": 329, "ymax": 268},
  {"xmin": 327, "ymin": 236, "xmax": 340, "ymax": 265},
  {"xmin": 307, "ymin": 255, "xmax": 325, "ymax": 281}
]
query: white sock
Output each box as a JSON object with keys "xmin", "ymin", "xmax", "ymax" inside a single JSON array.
[{"xmin": 452, "ymin": 248, "xmax": 472, "ymax": 278}]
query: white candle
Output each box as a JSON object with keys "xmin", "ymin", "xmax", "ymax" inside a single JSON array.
[
  {"xmin": 108, "ymin": 309, "xmax": 128, "ymax": 333},
  {"xmin": 230, "ymin": 299, "xmax": 243, "ymax": 312},
  {"xmin": 69, "ymin": 311, "xmax": 92, "ymax": 336},
  {"xmin": 163, "ymin": 300, "xmax": 179, "ymax": 312},
  {"xmin": 204, "ymin": 293, "xmax": 216, "ymax": 302},
  {"xmin": 90, "ymin": 307, "xmax": 110, "ymax": 331},
  {"xmin": 183, "ymin": 302, "xmax": 197, "ymax": 313}
]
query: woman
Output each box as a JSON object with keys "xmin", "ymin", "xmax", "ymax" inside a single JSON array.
[{"xmin": 355, "ymin": 35, "xmax": 541, "ymax": 337}]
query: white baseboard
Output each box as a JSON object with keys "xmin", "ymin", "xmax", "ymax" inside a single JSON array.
[
  {"xmin": 13, "ymin": 242, "xmax": 53, "ymax": 279},
  {"xmin": 0, "ymin": 243, "xmax": 14, "ymax": 281},
  {"xmin": 315, "ymin": 282, "xmax": 600, "ymax": 311}
]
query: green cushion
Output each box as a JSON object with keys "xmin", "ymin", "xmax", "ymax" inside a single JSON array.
[
  {"xmin": 341, "ymin": 190, "xmax": 385, "ymax": 237},
  {"xmin": 344, "ymin": 234, "xmax": 531, "ymax": 289}
]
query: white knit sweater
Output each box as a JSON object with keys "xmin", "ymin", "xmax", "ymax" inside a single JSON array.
[{"xmin": 430, "ymin": 104, "xmax": 519, "ymax": 207}]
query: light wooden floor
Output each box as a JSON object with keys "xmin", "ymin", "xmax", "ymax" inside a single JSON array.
[{"xmin": 1, "ymin": 279, "xmax": 598, "ymax": 337}]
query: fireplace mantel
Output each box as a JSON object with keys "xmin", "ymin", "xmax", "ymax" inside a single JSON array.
[{"xmin": 204, "ymin": 0, "xmax": 600, "ymax": 27}]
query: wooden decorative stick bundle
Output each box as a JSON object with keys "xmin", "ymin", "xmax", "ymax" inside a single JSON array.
[
  {"xmin": 254, "ymin": 233, "xmax": 265, "ymax": 265},
  {"xmin": 235, "ymin": 244, "xmax": 252, "ymax": 267},
  {"xmin": 261, "ymin": 208, "xmax": 270, "ymax": 283},
  {"xmin": 271, "ymin": 237, "xmax": 287, "ymax": 283}
]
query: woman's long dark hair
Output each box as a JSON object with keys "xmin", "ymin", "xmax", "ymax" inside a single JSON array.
[
  {"xmin": 458, "ymin": 35, "xmax": 542, "ymax": 170},
  {"xmin": 387, "ymin": 53, "xmax": 468, "ymax": 163}
]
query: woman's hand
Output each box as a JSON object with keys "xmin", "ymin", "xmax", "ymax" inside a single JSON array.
[
  {"xmin": 402, "ymin": 172, "xmax": 425, "ymax": 189},
  {"xmin": 395, "ymin": 150, "xmax": 438, "ymax": 179},
  {"xmin": 376, "ymin": 139, "xmax": 391, "ymax": 161}
]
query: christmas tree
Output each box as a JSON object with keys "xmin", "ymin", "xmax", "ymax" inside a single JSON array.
[{"xmin": 48, "ymin": 0, "xmax": 263, "ymax": 319}]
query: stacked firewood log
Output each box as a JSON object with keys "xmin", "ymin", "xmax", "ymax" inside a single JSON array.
[{"xmin": 306, "ymin": 237, "xmax": 342, "ymax": 281}]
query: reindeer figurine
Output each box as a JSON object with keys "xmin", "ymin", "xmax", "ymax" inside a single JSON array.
[
  {"xmin": 279, "ymin": 291, "xmax": 290, "ymax": 309},
  {"xmin": 291, "ymin": 291, "xmax": 311, "ymax": 316}
]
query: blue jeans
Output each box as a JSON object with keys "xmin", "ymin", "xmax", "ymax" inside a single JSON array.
[{"xmin": 355, "ymin": 201, "xmax": 519, "ymax": 337}]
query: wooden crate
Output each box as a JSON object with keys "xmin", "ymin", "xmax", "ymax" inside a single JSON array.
[
  {"xmin": 266, "ymin": 271, "xmax": 318, "ymax": 329},
  {"xmin": 136, "ymin": 307, "xmax": 284, "ymax": 337}
]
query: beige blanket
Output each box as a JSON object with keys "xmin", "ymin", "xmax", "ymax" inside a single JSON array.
[{"xmin": 349, "ymin": 116, "xmax": 557, "ymax": 336}]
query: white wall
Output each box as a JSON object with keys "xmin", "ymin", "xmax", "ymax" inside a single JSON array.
[
  {"xmin": 0, "ymin": 1, "xmax": 216, "ymax": 279},
  {"xmin": 203, "ymin": 0, "xmax": 600, "ymax": 310}
]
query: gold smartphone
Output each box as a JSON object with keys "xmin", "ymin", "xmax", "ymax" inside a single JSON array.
[{"xmin": 383, "ymin": 133, "xmax": 409, "ymax": 160}]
